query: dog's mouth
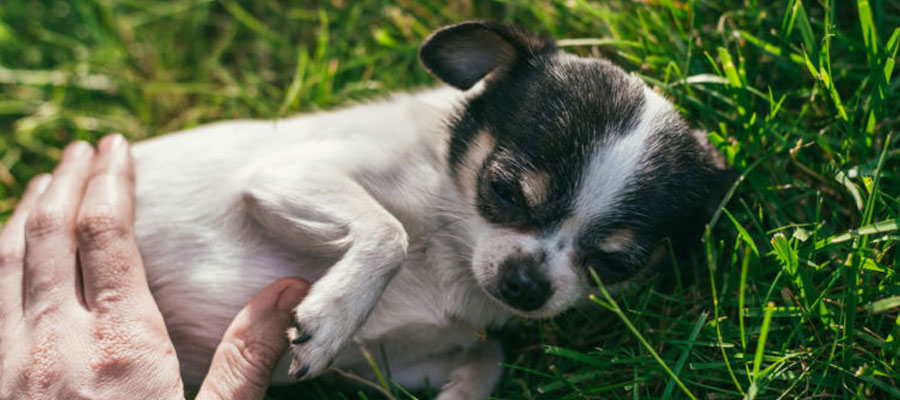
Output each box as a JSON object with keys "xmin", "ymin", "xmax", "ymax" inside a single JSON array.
[{"xmin": 484, "ymin": 290, "xmax": 543, "ymax": 317}]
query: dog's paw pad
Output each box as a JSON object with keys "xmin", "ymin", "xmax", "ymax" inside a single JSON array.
[{"xmin": 286, "ymin": 310, "xmax": 353, "ymax": 380}]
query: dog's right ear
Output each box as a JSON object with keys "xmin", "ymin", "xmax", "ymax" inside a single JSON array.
[{"xmin": 419, "ymin": 21, "xmax": 554, "ymax": 90}]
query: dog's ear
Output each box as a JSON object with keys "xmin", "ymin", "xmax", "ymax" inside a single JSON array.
[
  {"xmin": 691, "ymin": 130, "xmax": 729, "ymax": 174},
  {"xmin": 691, "ymin": 129, "xmax": 736, "ymax": 223},
  {"xmin": 667, "ymin": 130, "xmax": 735, "ymax": 252},
  {"xmin": 419, "ymin": 21, "xmax": 554, "ymax": 90}
]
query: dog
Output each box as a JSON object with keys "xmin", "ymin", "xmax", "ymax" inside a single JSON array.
[{"xmin": 132, "ymin": 21, "xmax": 730, "ymax": 399}]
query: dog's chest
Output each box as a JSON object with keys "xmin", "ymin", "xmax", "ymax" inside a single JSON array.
[
  {"xmin": 367, "ymin": 234, "xmax": 510, "ymax": 334},
  {"xmin": 332, "ymin": 231, "xmax": 512, "ymax": 373}
]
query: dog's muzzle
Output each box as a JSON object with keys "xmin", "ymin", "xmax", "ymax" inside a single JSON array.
[{"xmin": 493, "ymin": 254, "xmax": 552, "ymax": 311}]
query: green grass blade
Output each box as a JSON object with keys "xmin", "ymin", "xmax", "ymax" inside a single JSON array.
[
  {"xmin": 662, "ymin": 311, "xmax": 708, "ymax": 399},
  {"xmin": 706, "ymin": 228, "xmax": 747, "ymax": 395},
  {"xmin": 278, "ymin": 46, "xmax": 310, "ymax": 116},
  {"xmin": 542, "ymin": 346, "xmax": 608, "ymax": 369},
  {"xmin": 219, "ymin": 0, "xmax": 283, "ymax": 43},
  {"xmin": 794, "ymin": 1, "xmax": 818, "ymax": 62},
  {"xmin": 738, "ymin": 245, "xmax": 751, "ymax": 366},
  {"xmin": 748, "ymin": 302, "xmax": 776, "ymax": 396},
  {"xmin": 867, "ymin": 296, "xmax": 900, "ymax": 313},
  {"xmin": 814, "ymin": 218, "xmax": 900, "ymax": 249},
  {"xmin": 589, "ymin": 269, "xmax": 698, "ymax": 400},
  {"xmin": 857, "ymin": 0, "xmax": 879, "ymax": 63},
  {"xmin": 723, "ymin": 208, "xmax": 760, "ymax": 256},
  {"xmin": 885, "ymin": 28, "xmax": 900, "ymax": 81},
  {"xmin": 780, "ymin": 0, "xmax": 799, "ymax": 38},
  {"xmin": 861, "ymin": 133, "xmax": 892, "ymax": 229},
  {"xmin": 717, "ymin": 47, "xmax": 743, "ymax": 88}
]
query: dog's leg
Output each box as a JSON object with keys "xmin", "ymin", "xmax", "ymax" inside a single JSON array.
[
  {"xmin": 240, "ymin": 159, "xmax": 409, "ymax": 379},
  {"xmin": 435, "ymin": 339, "xmax": 504, "ymax": 400}
]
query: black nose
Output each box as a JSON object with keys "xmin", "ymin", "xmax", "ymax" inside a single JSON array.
[{"xmin": 496, "ymin": 255, "xmax": 552, "ymax": 311}]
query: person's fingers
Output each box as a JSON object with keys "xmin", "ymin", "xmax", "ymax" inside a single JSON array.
[
  {"xmin": 196, "ymin": 278, "xmax": 310, "ymax": 400},
  {"xmin": 0, "ymin": 175, "xmax": 52, "ymax": 324},
  {"xmin": 76, "ymin": 134, "xmax": 148, "ymax": 311},
  {"xmin": 23, "ymin": 142, "xmax": 95, "ymax": 312}
]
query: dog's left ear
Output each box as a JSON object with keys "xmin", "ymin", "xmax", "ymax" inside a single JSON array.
[
  {"xmin": 667, "ymin": 130, "xmax": 735, "ymax": 251},
  {"xmin": 691, "ymin": 129, "xmax": 736, "ymax": 222},
  {"xmin": 419, "ymin": 21, "xmax": 554, "ymax": 90}
]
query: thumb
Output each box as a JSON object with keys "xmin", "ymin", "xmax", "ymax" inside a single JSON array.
[{"xmin": 196, "ymin": 277, "xmax": 310, "ymax": 400}]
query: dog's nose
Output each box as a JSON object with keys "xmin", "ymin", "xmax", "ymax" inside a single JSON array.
[{"xmin": 497, "ymin": 255, "xmax": 552, "ymax": 311}]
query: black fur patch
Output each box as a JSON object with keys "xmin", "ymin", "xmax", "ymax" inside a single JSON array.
[
  {"xmin": 427, "ymin": 22, "xmax": 731, "ymax": 282},
  {"xmin": 573, "ymin": 112, "xmax": 726, "ymax": 282},
  {"xmin": 419, "ymin": 21, "xmax": 554, "ymax": 90},
  {"xmin": 447, "ymin": 52, "xmax": 646, "ymax": 230}
]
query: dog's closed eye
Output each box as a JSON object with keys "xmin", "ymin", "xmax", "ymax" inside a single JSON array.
[
  {"xmin": 582, "ymin": 252, "xmax": 633, "ymax": 284},
  {"xmin": 488, "ymin": 177, "xmax": 525, "ymax": 209}
]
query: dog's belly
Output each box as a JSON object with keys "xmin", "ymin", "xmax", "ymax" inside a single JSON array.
[
  {"xmin": 144, "ymin": 249, "xmax": 500, "ymax": 387},
  {"xmin": 138, "ymin": 228, "xmax": 504, "ymax": 387},
  {"xmin": 129, "ymin": 87, "xmax": 509, "ymax": 387},
  {"xmin": 134, "ymin": 180, "xmax": 508, "ymax": 388},
  {"xmin": 145, "ymin": 245, "xmax": 318, "ymax": 385}
]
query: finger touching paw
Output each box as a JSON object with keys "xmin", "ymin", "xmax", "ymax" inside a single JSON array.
[{"xmin": 197, "ymin": 278, "xmax": 309, "ymax": 400}]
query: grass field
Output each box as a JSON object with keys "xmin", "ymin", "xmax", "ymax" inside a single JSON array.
[{"xmin": 2, "ymin": 0, "xmax": 899, "ymax": 399}]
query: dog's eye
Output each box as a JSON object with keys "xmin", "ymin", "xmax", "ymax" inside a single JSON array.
[
  {"xmin": 489, "ymin": 178, "xmax": 525, "ymax": 209},
  {"xmin": 583, "ymin": 253, "xmax": 632, "ymax": 284}
]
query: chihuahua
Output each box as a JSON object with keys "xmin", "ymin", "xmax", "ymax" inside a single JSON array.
[{"xmin": 132, "ymin": 21, "xmax": 729, "ymax": 399}]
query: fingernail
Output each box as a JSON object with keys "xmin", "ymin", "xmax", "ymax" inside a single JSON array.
[
  {"xmin": 64, "ymin": 141, "xmax": 93, "ymax": 160},
  {"xmin": 111, "ymin": 135, "xmax": 129, "ymax": 159},
  {"xmin": 277, "ymin": 283, "xmax": 308, "ymax": 313},
  {"xmin": 31, "ymin": 174, "xmax": 52, "ymax": 194},
  {"xmin": 99, "ymin": 134, "xmax": 124, "ymax": 154}
]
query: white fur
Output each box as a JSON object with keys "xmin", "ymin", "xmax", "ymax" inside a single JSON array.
[
  {"xmin": 132, "ymin": 81, "xmax": 667, "ymax": 396},
  {"xmin": 133, "ymin": 87, "xmax": 511, "ymax": 391},
  {"xmin": 573, "ymin": 86, "xmax": 670, "ymax": 220}
]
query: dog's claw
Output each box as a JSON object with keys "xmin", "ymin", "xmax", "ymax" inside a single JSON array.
[
  {"xmin": 291, "ymin": 333, "xmax": 311, "ymax": 345},
  {"xmin": 294, "ymin": 364, "xmax": 310, "ymax": 379}
]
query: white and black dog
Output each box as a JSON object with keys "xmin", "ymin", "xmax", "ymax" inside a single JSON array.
[{"xmin": 133, "ymin": 21, "xmax": 729, "ymax": 399}]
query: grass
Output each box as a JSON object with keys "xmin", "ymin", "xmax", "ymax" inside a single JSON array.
[{"xmin": 1, "ymin": 0, "xmax": 899, "ymax": 398}]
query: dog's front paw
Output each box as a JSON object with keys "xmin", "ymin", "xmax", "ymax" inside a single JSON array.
[{"xmin": 287, "ymin": 302, "xmax": 356, "ymax": 380}]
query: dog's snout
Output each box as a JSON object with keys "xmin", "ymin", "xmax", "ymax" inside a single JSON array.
[{"xmin": 497, "ymin": 255, "xmax": 551, "ymax": 311}]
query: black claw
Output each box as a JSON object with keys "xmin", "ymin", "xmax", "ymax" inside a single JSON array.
[
  {"xmin": 294, "ymin": 364, "xmax": 310, "ymax": 379},
  {"xmin": 291, "ymin": 333, "xmax": 311, "ymax": 345}
]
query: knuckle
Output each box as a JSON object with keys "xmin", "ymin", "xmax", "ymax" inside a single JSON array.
[
  {"xmin": 222, "ymin": 336, "xmax": 280, "ymax": 386},
  {"xmin": 25, "ymin": 208, "xmax": 68, "ymax": 239},
  {"xmin": 91, "ymin": 288, "xmax": 127, "ymax": 312},
  {"xmin": 77, "ymin": 205, "xmax": 128, "ymax": 245},
  {"xmin": 0, "ymin": 245, "xmax": 24, "ymax": 266},
  {"xmin": 25, "ymin": 295, "xmax": 66, "ymax": 321}
]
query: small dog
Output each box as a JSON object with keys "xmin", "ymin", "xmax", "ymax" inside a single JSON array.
[{"xmin": 133, "ymin": 21, "xmax": 729, "ymax": 399}]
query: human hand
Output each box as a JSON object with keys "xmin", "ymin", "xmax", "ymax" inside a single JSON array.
[{"xmin": 0, "ymin": 135, "xmax": 309, "ymax": 399}]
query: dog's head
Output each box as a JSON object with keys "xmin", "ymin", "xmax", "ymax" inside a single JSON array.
[{"xmin": 420, "ymin": 21, "xmax": 730, "ymax": 318}]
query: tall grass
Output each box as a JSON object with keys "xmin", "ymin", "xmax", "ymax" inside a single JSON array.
[{"xmin": 1, "ymin": 1, "xmax": 898, "ymax": 398}]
